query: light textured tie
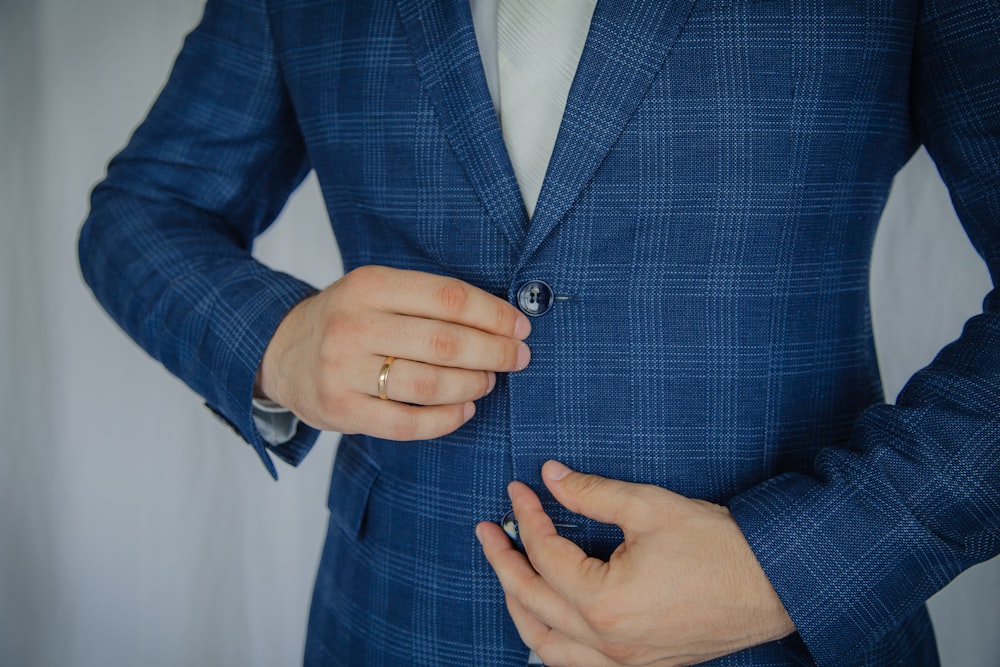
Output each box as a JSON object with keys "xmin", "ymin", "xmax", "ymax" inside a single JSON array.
[{"xmin": 498, "ymin": 0, "xmax": 596, "ymax": 218}]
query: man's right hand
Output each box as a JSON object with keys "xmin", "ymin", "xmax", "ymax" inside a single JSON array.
[{"xmin": 255, "ymin": 265, "xmax": 532, "ymax": 440}]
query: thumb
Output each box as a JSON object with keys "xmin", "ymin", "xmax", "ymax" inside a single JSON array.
[{"xmin": 541, "ymin": 460, "xmax": 649, "ymax": 530}]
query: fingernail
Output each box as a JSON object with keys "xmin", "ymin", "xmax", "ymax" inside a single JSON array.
[
  {"xmin": 515, "ymin": 343, "xmax": 531, "ymax": 370},
  {"xmin": 463, "ymin": 402, "xmax": 476, "ymax": 421},
  {"xmin": 475, "ymin": 524, "xmax": 483, "ymax": 545},
  {"xmin": 544, "ymin": 460, "xmax": 572, "ymax": 481},
  {"xmin": 486, "ymin": 371, "xmax": 496, "ymax": 393},
  {"xmin": 514, "ymin": 315, "xmax": 531, "ymax": 340}
]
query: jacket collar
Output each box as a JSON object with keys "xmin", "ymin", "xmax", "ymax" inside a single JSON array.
[
  {"xmin": 395, "ymin": 0, "xmax": 527, "ymax": 248},
  {"xmin": 396, "ymin": 0, "xmax": 695, "ymax": 260}
]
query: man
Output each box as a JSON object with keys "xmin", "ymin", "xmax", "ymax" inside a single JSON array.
[{"xmin": 79, "ymin": 0, "xmax": 1000, "ymax": 665}]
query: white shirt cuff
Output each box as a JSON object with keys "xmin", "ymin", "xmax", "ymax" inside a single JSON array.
[{"xmin": 251, "ymin": 398, "xmax": 299, "ymax": 445}]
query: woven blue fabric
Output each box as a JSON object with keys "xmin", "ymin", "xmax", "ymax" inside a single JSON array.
[{"xmin": 79, "ymin": 0, "xmax": 1000, "ymax": 665}]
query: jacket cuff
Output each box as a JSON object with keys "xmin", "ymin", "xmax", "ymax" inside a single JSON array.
[
  {"xmin": 728, "ymin": 459, "xmax": 956, "ymax": 666},
  {"xmin": 201, "ymin": 265, "xmax": 319, "ymax": 479}
]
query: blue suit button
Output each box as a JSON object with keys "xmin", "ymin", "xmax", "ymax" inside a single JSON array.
[
  {"xmin": 501, "ymin": 510, "xmax": 520, "ymax": 540},
  {"xmin": 499, "ymin": 509, "xmax": 577, "ymax": 544},
  {"xmin": 516, "ymin": 280, "xmax": 554, "ymax": 316}
]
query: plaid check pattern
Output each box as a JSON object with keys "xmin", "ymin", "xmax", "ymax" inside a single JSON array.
[{"xmin": 79, "ymin": 0, "xmax": 1000, "ymax": 664}]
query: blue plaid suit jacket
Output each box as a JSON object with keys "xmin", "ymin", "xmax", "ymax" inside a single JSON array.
[{"xmin": 79, "ymin": 0, "xmax": 1000, "ymax": 664}]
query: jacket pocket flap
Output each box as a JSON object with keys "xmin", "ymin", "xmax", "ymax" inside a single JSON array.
[{"xmin": 327, "ymin": 439, "xmax": 380, "ymax": 540}]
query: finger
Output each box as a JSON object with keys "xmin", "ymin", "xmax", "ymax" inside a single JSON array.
[
  {"xmin": 507, "ymin": 482, "xmax": 604, "ymax": 601},
  {"xmin": 477, "ymin": 522, "xmax": 589, "ymax": 640},
  {"xmin": 503, "ymin": 592, "xmax": 555, "ymax": 650},
  {"xmin": 373, "ymin": 357, "xmax": 496, "ymax": 406},
  {"xmin": 355, "ymin": 266, "xmax": 531, "ymax": 339},
  {"xmin": 541, "ymin": 460, "xmax": 655, "ymax": 532},
  {"xmin": 332, "ymin": 394, "xmax": 475, "ymax": 441},
  {"xmin": 366, "ymin": 311, "xmax": 530, "ymax": 373},
  {"xmin": 505, "ymin": 595, "xmax": 614, "ymax": 667}
]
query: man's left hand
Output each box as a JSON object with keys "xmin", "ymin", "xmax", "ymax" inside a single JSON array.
[{"xmin": 477, "ymin": 460, "xmax": 796, "ymax": 667}]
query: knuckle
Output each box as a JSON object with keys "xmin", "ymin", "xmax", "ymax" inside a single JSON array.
[
  {"xmin": 316, "ymin": 387, "xmax": 346, "ymax": 423},
  {"xmin": 624, "ymin": 486, "xmax": 659, "ymax": 522},
  {"xmin": 344, "ymin": 265, "xmax": 383, "ymax": 293},
  {"xmin": 350, "ymin": 264, "xmax": 377, "ymax": 281},
  {"xmin": 634, "ymin": 485, "xmax": 660, "ymax": 511},
  {"xmin": 438, "ymin": 280, "xmax": 470, "ymax": 315},
  {"xmin": 410, "ymin": 371, "xmax": 441, "ymax": 403},
  {"xmin": 493, "ymin": 301, "xmax": 512, "ymax": 332},
  {"xmin": 575, "ymin": 473, "xmax": 608, "ymax": 500},
  {"xmin": 323, "ymin": 314, "xmax": 362, "ymax": 345},
  {"xmin": 387, "ymin": 411, "xmax": 420, "ymax": 441},
  {"xmin": 601, "ymin": 641, "xmax": 641, "ymax": 665},
  {"xmin": 316, "ymin": 346, "xmax": 344, "ymax": 383},
  {"xmin": 321, "ymin": 321, "xmax": 342, "ymax": 348},
  {"xmin": 581, "ymin": 598, "xmax": 621, "ymax": 635},
  {"xmin": 338, "ymin": 266, "xmax": 364, "ymax": 290},
  {"xmin": 496, "ymin": 341, "xmax": 518, "ymax": 369},
  {"xmin": 429, "ymin": 327, "xmax": 460, "ymax": 363}
]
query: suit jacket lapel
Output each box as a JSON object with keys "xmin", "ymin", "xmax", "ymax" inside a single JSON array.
[
  {"xmin": 395, "ymin": 0, "xmax": 528, "ymax": 249},
  {"xmin": 518, "ymin": 0, "xmax": 697, "ymax": 265}
]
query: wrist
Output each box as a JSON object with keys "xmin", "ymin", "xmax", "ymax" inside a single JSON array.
[
  {"xmin": 254, "ymin": 292, "xmax": 311, "ymax": 407},
  {"xmin": 253, "ymin": 366, "xmax": 270, "ymax": 401}
]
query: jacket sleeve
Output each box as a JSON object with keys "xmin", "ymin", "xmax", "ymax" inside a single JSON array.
[
  {"xmin": 729, "ymin": 0, "xmax": 1000, "ymax": 663},
  {"xmin": 78, "ymin": 0, "xmax": 321, "ymax": 479}
]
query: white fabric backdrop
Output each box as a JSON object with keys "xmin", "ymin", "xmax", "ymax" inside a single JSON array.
[{"xmin": 1, "ymin": 1, "xmax": 997, "ymax": 665}]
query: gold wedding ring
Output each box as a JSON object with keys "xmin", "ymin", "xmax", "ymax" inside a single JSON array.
[{"xmin": 377, "ymin": 356, "xmax": 396, "ymax": 400}]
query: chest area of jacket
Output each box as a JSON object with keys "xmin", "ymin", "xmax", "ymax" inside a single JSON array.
[
  {"xmin": 269, "ymin": 0, "xmax": 917, "ymax": 263},
  {"xmin": 271, "ymin": 1, "xmax": 915, "ymax": 152}
]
